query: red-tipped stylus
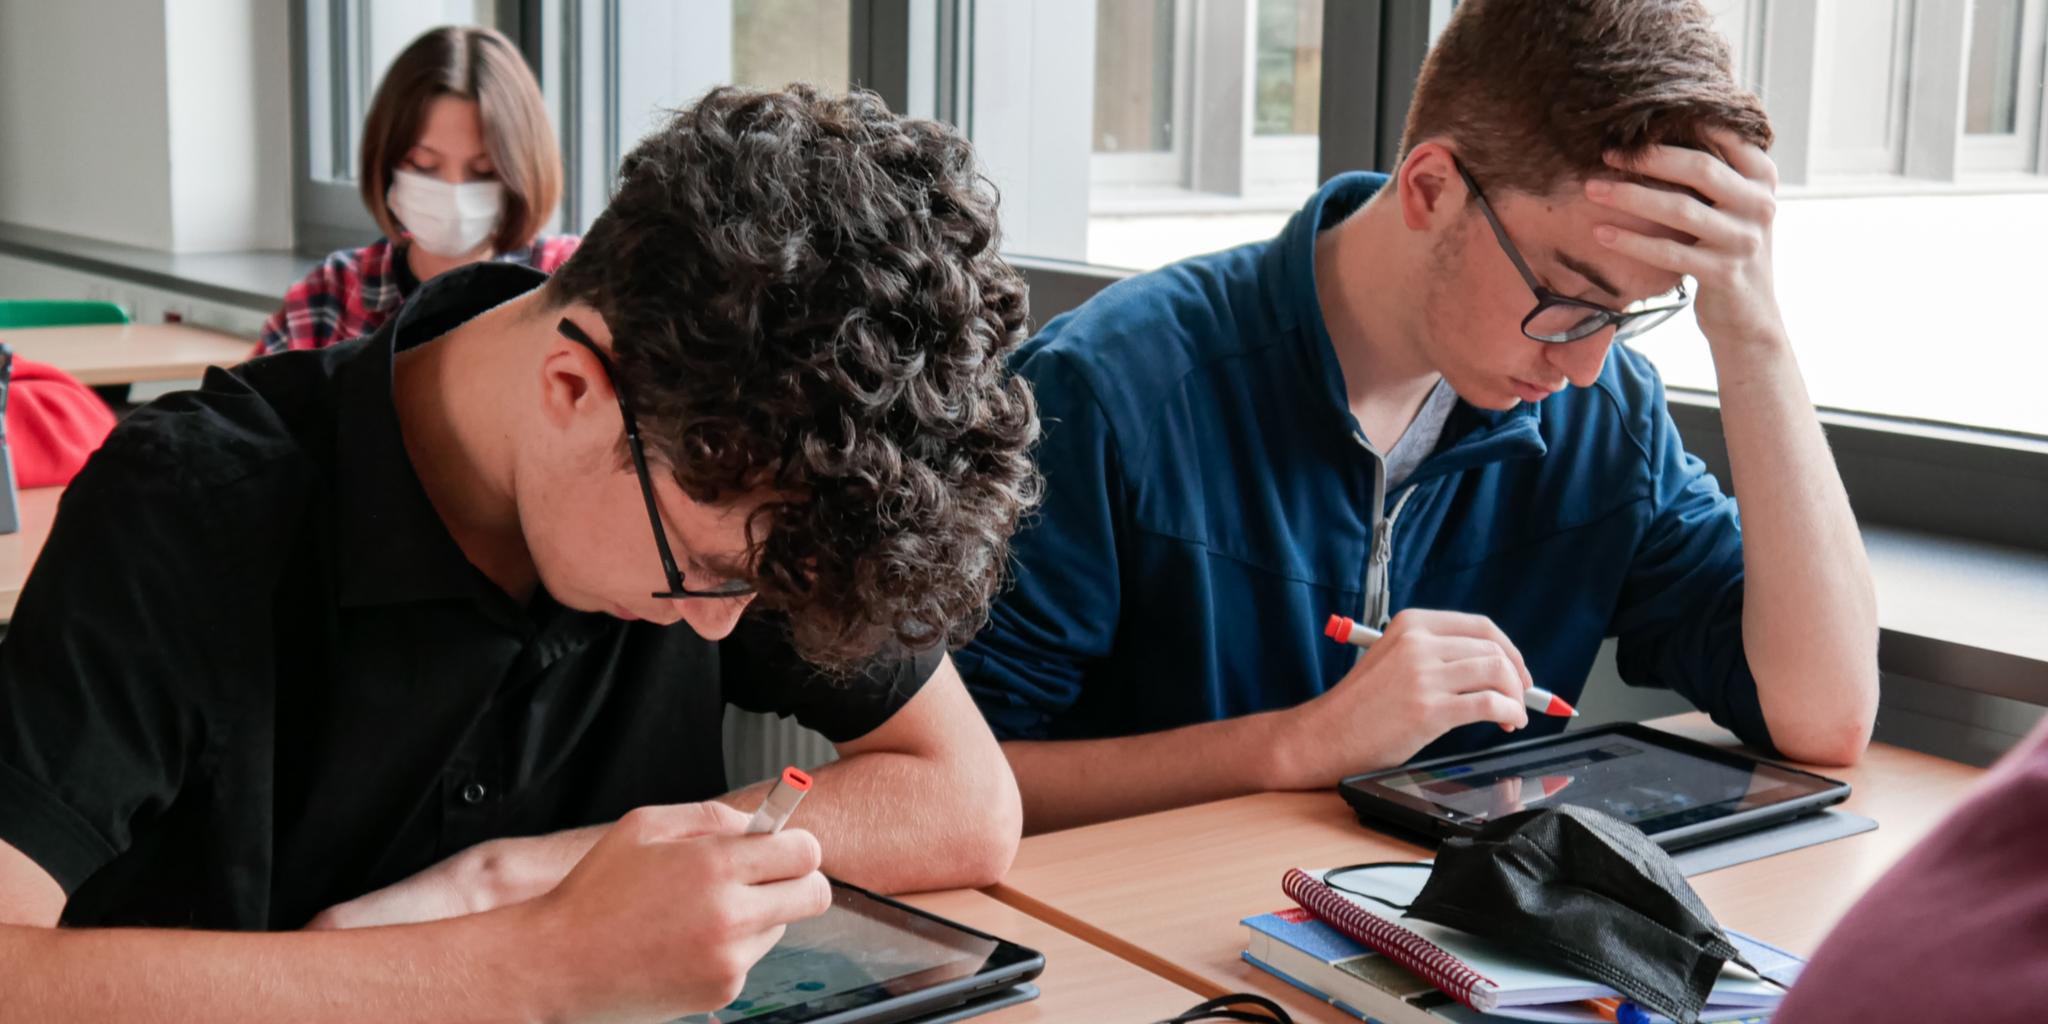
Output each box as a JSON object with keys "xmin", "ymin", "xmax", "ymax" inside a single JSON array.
[
  {"xmin": 1323, "ymin": 613, "xmax": 1577, "ymax": 717},
  {"xmin": 1324, "ymin": 614, "xmax": 1383, "ymax": 647},
  {"xmin": 1523, "ymin": 685, "xmax": 1579, "ymax": 718}
]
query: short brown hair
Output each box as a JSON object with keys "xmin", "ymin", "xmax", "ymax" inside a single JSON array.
[
  {"xmin": 1399, "ymin": 0, "xmax": 1772, "ymax": 197},
  {"xmin": 358, "ymin": 25, "xmax": 562, "ymax": 253}
]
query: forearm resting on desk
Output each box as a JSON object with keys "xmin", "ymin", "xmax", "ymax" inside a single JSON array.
[
  {"xmin": 1002, "ymin": 710, "xmax": 1302, "ymax": 834},
  {"xmin": 0, "ymin": 911, "xmax": 558, "ymax": 1023},
  {"xmin": 318, "ymin": 739, "xmax": 1017, "ymax": 929},
  {"xmin": 717, "ymin": 748, "xmax": 1019, "ymax": 893}
]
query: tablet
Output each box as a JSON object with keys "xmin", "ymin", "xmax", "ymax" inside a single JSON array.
[
  {"xmin": 674, "ymin": 881, "xmax": 1046, "ymax": 1024},
  {"xmin": 1338, "ymin": 723, "xmax": 1852, "ymax": 850}
]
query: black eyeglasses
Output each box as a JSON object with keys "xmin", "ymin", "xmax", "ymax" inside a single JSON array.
[
  {"xmin": 1453, "ymin": 158, "xmax": 1693, "ymax": 344},
  {"xmin": 556, "ymin": 318, "xmax": 756, "ymax": 601}
]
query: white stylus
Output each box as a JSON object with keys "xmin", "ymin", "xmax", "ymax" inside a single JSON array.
[{"xmin": 745, "ymin": 766, "xmax": 814, "ymax": 834}]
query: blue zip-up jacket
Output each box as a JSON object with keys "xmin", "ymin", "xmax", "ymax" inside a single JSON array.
[{"xmin": 956, "ymin": 172, "xmax": 1772, "ymax": 761}]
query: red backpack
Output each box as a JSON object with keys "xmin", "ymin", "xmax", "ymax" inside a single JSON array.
[{"xmin": 6, "ymin": 357, "xmax": 117, "ymax": 488}]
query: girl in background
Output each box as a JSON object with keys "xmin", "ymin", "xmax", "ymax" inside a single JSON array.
[{"xmin": 259, "ymin": 25, "xmax": 574, "ymax": 354}]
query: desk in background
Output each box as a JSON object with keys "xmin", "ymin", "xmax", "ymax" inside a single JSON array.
[
  {"xmin": 986, "ymin": 713, "xmax": 1988, "ymax": 1024},
  {"xmin": 1, "ymin": 322, "xmax": 251, "ymax": 386},
  {"xmin": 0, "ymin": 486, "xmax": 61, "ymax": 623},
  {"xmin": 901, "ymin": 889, "xmax": 1206, "ymax": 1022}
]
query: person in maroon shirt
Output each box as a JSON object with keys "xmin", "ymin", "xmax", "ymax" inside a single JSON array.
[{"xmin": 1776, "ymin": 717, "xmax": 2048, "ymax": 1024}]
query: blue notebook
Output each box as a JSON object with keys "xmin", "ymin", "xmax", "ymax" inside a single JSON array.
[
  {"xmin": 1243, "ymin": 907, "xmax": 1783, "ymax": 1024},
  {"xmin": 1243, "ymin": 907, "xmax": 1467, "ymax": 1024}
]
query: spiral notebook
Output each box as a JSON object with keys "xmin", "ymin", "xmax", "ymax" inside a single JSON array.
[{"xmin": 1280, "ymin": 867, "xmax": 1801, "ymax": 1015}]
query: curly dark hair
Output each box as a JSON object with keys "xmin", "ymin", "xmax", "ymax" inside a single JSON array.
[{"xmin": 542, "ymin": 85, "xmax": 1040, "ymax": 670}]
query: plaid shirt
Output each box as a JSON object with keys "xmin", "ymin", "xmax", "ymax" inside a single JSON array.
[{"xmin": 256, "ymin": 235, "xmax": 581, "ymax": 356}]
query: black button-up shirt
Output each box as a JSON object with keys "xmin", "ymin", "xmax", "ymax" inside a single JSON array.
[{"xmin": 0, "ymin": 264, "xmax": 936, "ymax": 930}]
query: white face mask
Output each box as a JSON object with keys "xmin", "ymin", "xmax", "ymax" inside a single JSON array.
[{"xmin": 387, "ymin": 168, "xmax": 504, "ymax": 258}]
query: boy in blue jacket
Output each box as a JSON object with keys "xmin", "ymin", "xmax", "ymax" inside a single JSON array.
[{"xmin": 958, "ymin": 0, "xmax": 1879, "ymax": 833}]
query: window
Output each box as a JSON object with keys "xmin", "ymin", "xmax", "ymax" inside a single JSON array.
[
  {"xmin": 297, "ymin": 0, "xmax": 850, "ymax": 245},
  {"xmin": 1959, "ymin": 0, "xmax": 2045, "ymax": 172},
  {"xmin": 1091, "ymin": 0, "xmax": 1180, "ymax": 166},
  {"xmin": 1967, "ymin": 0, "xmax": 2028, "ymax": 136},
  {"xmin": 966, "ymin": 0, "xmax": 1327, "ymax": 271},
  {"xmin": 292, "ymin": 1, "xmax": 2048, "ymax": 441},
  {"xmin": 1624, "ymin": 0, "xmax": 2048, "ymax": 439},
  {"xmin": 558, "ymin": 0, "xmax": 852, "ymax": 230},
  {"xmin": 1254, "ymin": 0, "xmax": 1322, "ymax": 138},
  {"xmin": 1808, "ymin": 0, "xmax": 1915, "ymax": 176},
  {"xmin": 609, "ymin": 0, "xmax": 850, "ymax": 172}
]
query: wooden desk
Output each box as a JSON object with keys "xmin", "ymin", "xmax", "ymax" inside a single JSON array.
[
  {"xmin": 0, "ymin": 322, "xmax": 252, "ymax": 386},
  {"xmin": 0, "ymin": 487, "xmax": 62, "ymax": 622},
  {"xmin": 900, "ymin": 888, "xmax": 1207, "ymax": 1022},
  {"xmin": 989, "ymin": 714, "xmax": 1987, "ymax": 1024}
]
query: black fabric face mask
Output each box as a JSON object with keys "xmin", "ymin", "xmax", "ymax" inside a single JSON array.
[{"xmin": 1350, "ymin": 805, "xmax": 1772, "ymax": 1024}]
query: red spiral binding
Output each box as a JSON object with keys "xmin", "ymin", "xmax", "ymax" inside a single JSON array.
[{"xmin": 1280, "ymin": 867, "xmax": 1499, "ymax": 1013}]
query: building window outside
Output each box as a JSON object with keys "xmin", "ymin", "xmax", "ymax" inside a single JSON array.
[
  {"xmin": 1632, "ymin": 0, "xmax": 2048, "ymax": 437},
  {"xmin": 303, "ymin": 0, "xmax": 2048, "ymax": 438}
]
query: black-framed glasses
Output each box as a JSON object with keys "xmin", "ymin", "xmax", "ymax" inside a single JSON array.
[
  {"xmin": 557, "ymin": 318, "xmax": 756, "ymax": 601},
  {"xmin": 1453, "ymin": 158, "xmax": 1693, "ymax": 344}
]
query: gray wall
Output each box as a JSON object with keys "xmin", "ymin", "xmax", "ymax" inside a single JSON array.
[
  {"xmin": 0, "ymin": 0, "xmax": 176, "ymax": 248},
  {"xmin": 164, "ymin": 0, "xmax": 294, "ymax": 253},
  {"xmin": 0, "ymin": 0, "xmax": 291, "ymax": 253}
]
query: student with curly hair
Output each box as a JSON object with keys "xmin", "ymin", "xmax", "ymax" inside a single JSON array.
[{"xmin": 0, "ymin": 85, "xmax": 1039, "ymax": 1021}]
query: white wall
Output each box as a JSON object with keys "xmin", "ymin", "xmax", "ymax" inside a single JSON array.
[
  {"xmin": 0, "ymin": 0, "xmax": 292, "ymax": 253},
  {"xmin": 165, "ymin": 0, "xmax": 293, "ymax": 252},
  {"xmin": 0, "ymin": 0, "xmax": 176, "ymax": 249}
]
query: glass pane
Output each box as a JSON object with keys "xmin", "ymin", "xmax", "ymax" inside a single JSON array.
[
  {"xmin": 613, "ymin": 0, "xmax": 850, "ymax": 177},
  {"xmin": 1820, "ymin": 0, "xmax": 1906, "ymax": 152},
  {"xmin": 1094, "ymin": 0, "xmax": 1176, "ymax": 152},
  {"xmin": 734, "ymin": 0, "xmax": 850, "ymax": 91},
  {"xmin": 1254, "ymin": 0, "xmax": 1323, "ymax": 136},
  {"xmin": 970, "ymin": 0, "xmax": 1323, "ymax": 270},
  {"xmin": 1627, "ymin": 190, "xmax": 2048, "ymax": 437},
  {"xmin": 1965, "ymin": 0, "xmax": 2025, "ymax": 135}
]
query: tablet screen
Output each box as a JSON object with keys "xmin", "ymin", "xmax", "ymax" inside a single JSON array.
[
  {"xmin": 1358, "ymin": 730, "xmax": 1840, "ymax": 835},
  {"xmin": 675, "ymin": 883, "xmax": 1034, "ymax": 1023}
]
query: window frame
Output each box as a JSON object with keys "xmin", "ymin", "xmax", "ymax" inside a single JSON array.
[
  {"xmin": 291, "ymin": 0, "xmax": 375, "ymax": 254},
  {"xmin": 993, "ymin": 0, "xmax": 2048, "ymax": 559},
  {"xmin": 1086, "ymin": 0, "xmax": 1194, "ymax": 191},
  {"xmin": 1957, "ymin": 0, "xmax": 2047, "ymax": 174},
  {"xmin": 1807, "ymin": 0, "xmax": 1917, "ymax": 177},
  {"xmin": 290, "ymin": 0, "xmax": 2048, "ymax": 553}
]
